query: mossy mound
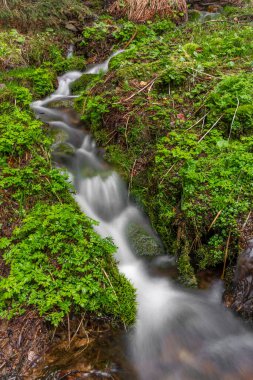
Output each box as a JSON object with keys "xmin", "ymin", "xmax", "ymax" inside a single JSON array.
[
  {"xmin": 0, "ymin": 203, "xmax": 135, "ymax": 326},
  {"xmin": 71, "ymin": 73, "xmax": 101, "ymax": 93},
  {"xmin": 74, "ymin": 6, "xmax": 253, "ymax": 285},
  {"xmin": 0, "ymin": 29, "xmax": 87, "ymax": 71},
  {"xmin": 0, "ymin": 0, "xmax": 97, "ymax": 32},
  {"xmin": 0, "ymin": 46, "xmax": 136, "ymax": 327}
]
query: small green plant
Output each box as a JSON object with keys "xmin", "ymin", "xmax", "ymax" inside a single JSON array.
[
  {"xmin": 74, "ymin": 10, "xmax": 253, "ymax": 284},
  {"xmin": 207, "ymin": 73, "xmax": 253, "ymax": 111},
  {"xmin": 82, "ymin": 21, "xmax": 112, "ymax": 46},
  {"xmin": 0, "ymin": 62, "xmax": 136, "ymax": 327},
  {"xmin": 0, "ymin": 203, "xmax": 136, "ymax": 326}
]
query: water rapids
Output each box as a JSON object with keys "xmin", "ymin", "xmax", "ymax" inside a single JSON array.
[{"xmin": 31, "ymin": 51, "xmax": 253, "ymax": 380}]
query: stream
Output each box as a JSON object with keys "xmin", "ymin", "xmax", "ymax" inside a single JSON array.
[{"xmin": 31, "ymin": 52, "xmax": 253, "ymax": 380}]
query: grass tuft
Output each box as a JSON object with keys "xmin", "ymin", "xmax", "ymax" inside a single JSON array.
[{"xmin": 109, "ymin": 0, "xmax": 188, "ymax": 22}]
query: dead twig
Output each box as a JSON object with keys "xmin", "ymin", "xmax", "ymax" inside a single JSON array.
[
  {"xmin": 51, "ymin": 327, "xmax": 57, "ymax": 342},
  {"xmin": 124, "ymin": 30, "xmax": 138, "ymax": 49},
  {"xmin": 208, "ymin": 210, "xmax": 223, "ymax": 231},
  {"xmin": 147, "ymin": 79, "xmax": 156, "ymax": 94},
  {"xmin": 2, "ymin": 0, "xmax": 10, "ymax": 10},
  {"xmin": 102, "ymin": 268, "xmax": 117, "ymax": 298},
  {"xmin": 228, "ymin": 97, "xmax": 240, "ymax": 141},
  {"xmin": 198, "ymin": 114, "xmax": 223, "ymax": 143},
  {"xmin": 124, "ymin": 115, "xmax": 130, "ymax": 149},
  {"xmin": 242, "ymin": 211, "xmax": 251, "ymax": 231},
  {"xmin": 73, "ymin": 324, "xmax": 90, "ymax": 358},
  {"xmin": 203, "ymin": 19, "xmax": 251, "ymax": 25},
  {"xmin": 67, "ymin": 313, "xmax": 71, "ymax": 349},
  {"xmin": 128, "ymin": 159, "xmax": 137, "ymax": 195},
  {"xmin": 221, "ymin": 231, "xmax": 231, "ymax": 280},
  {"xmin": 159, "ymin": 163, "xmax": 176, "ymax": 185},
  {"xmin": 104, "ymin": 72, "xmax": 114, "ymax": 85},
  {"xmin": 106, "ymin": 130, "xmax": 117, "ymax": 145},
  {"xmin": 123, "ymin": 77, "xmax": 158, "ymax": 102},
  {"xmin": 106, "ymin": 128, "xmax": 118, "ymax": 138},
  {"xmin": 186, "ymin": 112, "xmax": 210, "ymax": 131},
  {"xmin": 190, "ymin": 68, "xmax": 219, "ymax": 79},
  {"xmin": 70, "ymin": 315, "xmax": 85, "ymax": 344}
]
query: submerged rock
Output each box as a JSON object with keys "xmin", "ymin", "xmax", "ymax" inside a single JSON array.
[
  {"xmin": 227, "ymin": 239, "xmax": 253, "ymax": 319},
  {"xmin": 65, "ymin": 22, "xmax": 78, "ymax": 32},
  {"xmin": 127, "ymin": 221, "xmax": 164, "ymax": 257},
  {"xmin": 188, "ymin": 9, "xmax": 222, "ymax": 22},
  {"xmin": 235, "ymin": 239, "xmax": 253, "ymax": 282}
]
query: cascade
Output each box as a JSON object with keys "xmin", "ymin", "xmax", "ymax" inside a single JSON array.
[{"xmin": 31, "ymin": 52, "xmax": 253, "ymax": 380}]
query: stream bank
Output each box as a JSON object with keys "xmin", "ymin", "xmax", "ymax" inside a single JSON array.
[
  {"xmin": 72, "ymin": 4, "xmax": 253, "ymax": 288},
  {"xmin": 27, "ymin": 45, "xmax": 253, "ymax": 380}
]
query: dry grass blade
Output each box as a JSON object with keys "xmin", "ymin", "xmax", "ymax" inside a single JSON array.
[
  {"xmin": 67, "ymin": 313, "xmax": 71, "ymax": 349},
  {"xmin": 2, "ymin": 0, "xmax": 10, "ymax": 10},
  {"xmin": 228, "ymin": 97, "xmax": 240, "ymax": 141},
  {"xmin": 128, "ymin": 159, "xmax": 137, "ymax": 194},
  {"xmin": 123, "ymin": 77, "xmax": 158, "ymax": 102},
  {"xmin": 221, "ymin": 231, "xmax": 231, "ymax": 280},
  {"xmin": 70, "ymin": 315, "xmax": 85, "ymax": 344},
  {"xmin": 159, "ymin": 163, "xmax": 176, "ymax": 185},
  {"xmin": 109, "ymin": 0, "xmax": 188, "ymax": 22},
  {"xmin": 198, "ymin": 114, "xmax": 223, "ymax": 143},
  {"xmin": 208, "ymin": 210, "xmax": 223, "ymax": 231},
  {"xmin": 242, "ymin": 211, "xmax": 251, "ymax": 231},
  {"xmin": 186, "ymin": 112, "xmax": 210, "ymax": 131}
]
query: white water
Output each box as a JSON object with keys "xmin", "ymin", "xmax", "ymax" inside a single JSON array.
[{"xmin": 31, "ymin": 51, "xmax": 253, "ymax": 380}]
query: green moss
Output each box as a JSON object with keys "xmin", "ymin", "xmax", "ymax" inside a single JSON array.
[
  {"xmin": 188, "ymin": 10, "xmax": 201, "ymax": 22},
  {"xmin": 0, "ymin": 203, "xmax": 135, "ymax": 326},
  {"xmin": 207, "ymin": 73, "xmax": 253, "ymax": 111},
  {"xmin": 178, "ymin": 254, "xmax": 197, "ymax": 288},
  {"xmin": 74, "ymin": 8, "xmax": 253, "ymax": 284},
  {"xmin": 183, "ymin": 42, "xmax": 201, "ymax": 56},
  {"xmin": 0, "ymin": 49, "xmax": 136, "ymax": 326},
  {"xmin": 0, "ymin": 0, "xmax": 93, "ymax": 32},
  {"xmin": 71, "ymin": 73, "xmax": 101, "ymax": 94}
]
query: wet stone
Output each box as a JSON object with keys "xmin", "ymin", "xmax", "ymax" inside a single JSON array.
[
  {"xmin": 127, "ymin": 222, "xmax": 164, "ymax": 257},
  {"xmin": 227, "ymin": 239, "xmax": 253, "ymax": 319}
]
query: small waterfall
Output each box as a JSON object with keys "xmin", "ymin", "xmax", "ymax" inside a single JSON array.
[
  {"xmin": 85, "ymin": 50, "xmax": 124, "ymax": 74},
  {"xmin": 67, "ymin": 44, "xmax": 74, "ymax": 59},
  {"xmin": 31, "ymin": 51, "xmax": 253, "ymax": 380}
]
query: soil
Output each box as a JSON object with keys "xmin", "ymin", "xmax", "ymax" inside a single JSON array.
[{"xmin": 0, "ymin": 311, "xmax": 49, "ymax": 379}]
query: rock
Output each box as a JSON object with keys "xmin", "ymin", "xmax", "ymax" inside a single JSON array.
[
  {"xmin": 228, "ymin": 239, "xmax": 253, "ymax": 319},
  {"xmin": 188, "ymin": 10, "xmax": 202, "ymax": 21},
  {"xmin": 235, "ymin": 239, "xmax": 253, "ymax": 281},
  {"xmin": 65, "ymin": 23, "xmax": 78, "ymax": 32},
  {"xmin": 188, "ymin": 9, "xmax": 222, "ymax": 22},
  {"xmin": 70, "ymin": 73, "xmax": 98, "ymax": 93},
  {"xmin": 52, "ymin": 142, "xmax": 76, "ymax": 156},
  {"xmin": 127, "ymin": 222, "xmax": 164, "ymax": 257},
  {"xmin": 199, "ymin": 11, "xmax": 222, "ymax": 22}
]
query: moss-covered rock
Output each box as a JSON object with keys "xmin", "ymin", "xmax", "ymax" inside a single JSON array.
[
  {"xmin": 127, "ymin": 222, "xmax": 164, "ymax": 257},
  {"xmin": 71, "ymin": 73, "xmax": 101, "ymax": 93}
]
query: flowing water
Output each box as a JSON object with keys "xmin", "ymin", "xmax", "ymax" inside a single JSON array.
[{"xmin": 31, "ymin": 52, "xmax": 253, "ymax": 380}]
